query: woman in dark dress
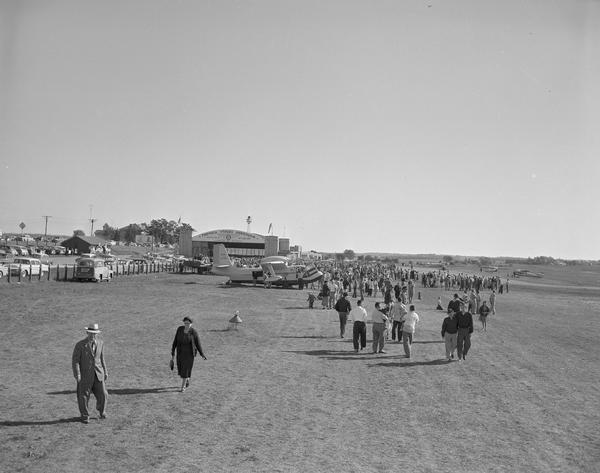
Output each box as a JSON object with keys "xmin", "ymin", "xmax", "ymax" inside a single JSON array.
[{"xmin": 171, "ymin": 316, "xmax": 206, "ymax": 392}]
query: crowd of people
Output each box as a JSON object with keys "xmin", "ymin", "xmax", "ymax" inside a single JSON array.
[
  {"xmin": 71, "ymin": 261, "xmax": 502, "ymax": 424},
  {"xmin": 301, "ymin": 260, "xmax": 502, "ymax": 363}
]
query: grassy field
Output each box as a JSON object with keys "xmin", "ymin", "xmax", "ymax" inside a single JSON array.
[{"xmin": 1, "ymin": 265, "xmax": 599, "ymax": 472}]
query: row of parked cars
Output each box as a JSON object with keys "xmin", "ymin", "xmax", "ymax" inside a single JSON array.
[
  {"xmin": 0, "ymin": 257, "xmax": 50, "ymax": 278},
  {"xmin": 0, "ymin": 255, "xmax": 112, "ymax": 282},
  {"xmin": 0, "ymin": 245, "xmax": 68, "ymax": 258}
]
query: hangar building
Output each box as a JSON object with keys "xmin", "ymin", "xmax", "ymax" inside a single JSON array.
[{"xmin": 179, "ymin": 229, "xmax": 292, "ymax": 259}]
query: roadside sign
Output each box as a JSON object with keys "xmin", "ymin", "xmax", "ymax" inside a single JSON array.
[{"xmin": 19, "ymin": 222, "xmax": 26, "ymax": 230}]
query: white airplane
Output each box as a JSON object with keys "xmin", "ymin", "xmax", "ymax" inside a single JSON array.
[
  {"xmin": 481, "ymin": 265, "xmax": 498, "ymax": 272},
  {"xmin": 210, "ymin": 244, "xmax": 323, "ymax": 286},
  {"xmin": 513, "ymin": 269, "xmax": 544, "ymax": 278}
]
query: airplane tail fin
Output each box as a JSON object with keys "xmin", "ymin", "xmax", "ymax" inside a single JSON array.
[{"xmin": 212, "ymin": 244, "xmax": 233, "ymax": 268}]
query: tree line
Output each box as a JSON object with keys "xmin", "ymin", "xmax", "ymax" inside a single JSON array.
[{"xmin": 73, "ymin": 219, "xmax": 195, "ymax": 245}]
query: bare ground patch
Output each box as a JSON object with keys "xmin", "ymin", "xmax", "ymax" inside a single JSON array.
[{"xmin": 1, "ymin": 272, "xmax": 599, "ymax": 472}]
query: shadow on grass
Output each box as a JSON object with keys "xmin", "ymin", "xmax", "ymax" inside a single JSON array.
[
  {"xmin": 283, "ymin": 306, "xmax": 310, "ymax": 310},
  {"xmin": 285, "ymin": 349, "xmax": 355, "ymax": 357},
  {"xmin": 281, "ymin": 335, "xmax": 329, "ymax": 339},
  {"xmin": 0, "ymin": 417, "xmax": 82, "ymax": 426},
  {"xmin": 413, "ymin": 340, "xmax": 444, "ymax": 344},
  {"xmin": 370, "ymin": 359, "xmax": 451, "ymax": 368},
  {"xmin": 284, "ymin": 349, "xmax": 405, "ymax": 361},
  {"xmin": 48, "ymin": 387, "xmax": 178, "ymax": 395}
]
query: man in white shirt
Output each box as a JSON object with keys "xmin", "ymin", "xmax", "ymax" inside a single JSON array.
[
  {"xmin": 349, "ymin": 299, "xmax": 368, "ymax": 352},
  {"xmin": 402, "ymin": 305, "xmax": 420, "ymax": 358}
]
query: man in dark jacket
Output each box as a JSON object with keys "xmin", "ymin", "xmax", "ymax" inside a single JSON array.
[
  {"xmin": 334, "ymin": 292, "xmax": 352, "ymax": 338},
  {"xmin": 456, "ymin": 302, "xmax": 474, "ymax": 360},
  {"xmin": 441, "ymin": 309, "xmax": 459, "ymax": 361},
  {"xmin": 447, "ymin": 293, "xmax": 462, "ymax": 314}
]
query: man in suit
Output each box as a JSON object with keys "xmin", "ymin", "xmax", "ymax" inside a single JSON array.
[{"xmin": 72, "ymin": 323, "xmax": 108, "ymax": 423}]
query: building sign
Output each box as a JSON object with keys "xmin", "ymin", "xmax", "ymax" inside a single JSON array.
[{"xmin": 193, "ymin": 229, "xmax": 265, "ymax": 244}]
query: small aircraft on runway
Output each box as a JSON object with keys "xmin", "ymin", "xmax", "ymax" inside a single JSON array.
[
  {"xmin": 513, "ymin": 269, "xmax": 544, "ymax": 278},
  {"xmin": 210, "ymin": 244, "xmax": 323, "ymax": 286},
  {"xmin": 481, "ymin": 265, "xmax": 499, "ymax": 272}
]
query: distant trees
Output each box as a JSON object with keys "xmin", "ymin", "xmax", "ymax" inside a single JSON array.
[
  {"xmin": 442, "ymin": 255, "xmax": 454, "ymax": 264},
  {"xmin": 73, "ymin": 229, "xmax": 85, "ymax": 237},
  {"xmin": 95, "ymin": 223, "xmax": 118, "ymax": 241},
  {"xmin": 479, "ymin": 256, "xmax": 494, "ymax": 266},
  {"xmin": 89, "ymin": 219, "xmax": 196, "ymax": 244},
  {"xmin": 121, "ymin": 224, "xmax": 143, "ymax": 243},
  {"xmin": 343, "ymin": 249, "xmax": 355, "ymax": 260},
  {"xmin": 527, "ymin": 256, "xmax": 555, "ymax": 265}
]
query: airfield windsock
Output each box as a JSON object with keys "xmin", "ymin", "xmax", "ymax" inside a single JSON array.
[{"xmin": 268, "ymin": 223, "xmax": 273, "ymax": 234}]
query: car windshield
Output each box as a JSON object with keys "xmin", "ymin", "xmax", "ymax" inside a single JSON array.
[{"xmin": 78, "ymin": 260, "xmax": 94, "ymax": 267}]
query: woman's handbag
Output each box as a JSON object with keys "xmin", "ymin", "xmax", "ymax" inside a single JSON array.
[{"xmin": 169, "ymin": 359, "xmax": 174, "ymax": 371}]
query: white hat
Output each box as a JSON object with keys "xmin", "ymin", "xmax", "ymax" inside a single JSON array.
[{"xmin": 85, "ymin": 323, "xmax": 101, "ymax": 333}]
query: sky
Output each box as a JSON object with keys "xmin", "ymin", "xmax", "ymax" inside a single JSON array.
[{"xmin": 1, "ymin": 0, "xmax": 599, "ymax": 260}]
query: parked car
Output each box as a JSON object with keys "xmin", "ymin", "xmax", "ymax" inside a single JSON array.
[
  {"xmin": 74, "ymin": 257, "xmax": 113, "ymax": 282},
  {"xmin": 0, "ymin": 245, "xmax": 18, "ymax": 256},
  {"xmin": 14, "ymin": 246, "xmax": 30, "ymax": 256},
  {"xmin": 0, "ymin": 262, "xmax": 8, "ymax": 278},
  {"xmin": 7, "ymin": 257, "xmax": 50, "ymax": 277}
]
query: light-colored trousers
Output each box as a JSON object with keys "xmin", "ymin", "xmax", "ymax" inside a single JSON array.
[
  {"xmin": 444, "ymin": 332, "xmax": 458, "ymax": 359},
  {"xmin": 372, "ymin": 323, "xmax": 386, "ymax": 353},
  {"xmin": 402, "ymin": 331, "xmax": 413, "ymax": 357}
]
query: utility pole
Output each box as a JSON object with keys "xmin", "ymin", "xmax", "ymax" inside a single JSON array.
[
  {"xmin": 89, "ymin": 204, "xmax": 96, "ymax": 236},
  {"xmin": 42, "ymin": 215, "xmax": 52, "ymax": 242}
]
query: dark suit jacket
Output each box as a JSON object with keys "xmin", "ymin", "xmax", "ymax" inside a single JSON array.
[{"xmin": 72, "ymin": 338, "xmax": 107, "ymax": 389}]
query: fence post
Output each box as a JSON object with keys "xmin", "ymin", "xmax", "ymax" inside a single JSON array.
[
  {"xmin": 47, "ymin": 266, "xmax": 50, "ymax": 281},
  {"xmin": 56, "ymin": 264, "xmax": 60, "ymax": 281},
  {"xmin": 29, "ymin": 264, "xmax": 32, "ymax": 282},
  {"xmin": 64, "ymin": 265, "xmax": 68, "ymax": 282},
  {"xmin": 18, "ymin": 264, "xmax": 22, "ymax": 282}
]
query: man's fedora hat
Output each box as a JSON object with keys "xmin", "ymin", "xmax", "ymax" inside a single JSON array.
[{"xmin": 85, "ymin": 323, "xmax": 101, "ymax": 333}]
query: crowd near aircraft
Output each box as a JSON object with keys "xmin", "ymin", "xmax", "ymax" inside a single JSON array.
[{"xmin": 210, "ymin": 244, "xmax": 323, "ymax": 286}]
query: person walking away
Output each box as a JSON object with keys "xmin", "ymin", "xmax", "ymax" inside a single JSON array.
[
  {"xmin": 441, "ymin": 309, "xmax": 458, "ymax": 361},
  {"xmin": 350, "ymin": 299, "xmax": 368, "ymax": 352},
  {"xmin": 408, "ymin": 279, "xmax": 415, "ymax": 303},
  {"xmin": 321, "ymin": 281, "xmax": 331, "ymax": 310},
  {"xmin": 402, "ymin": 305, "xmax": 420, "ymax": 358},
  {"xmin": 478, "ymin": 300, "xmax": 491, "ymax": 331},
  {"xmin": 456, "ymin": 302, "xmax": 474, "ymax": 360},
  {"xmin": 334, "ymin": 292, "xmax": 352, "ymax": 338},
  {"xmin": 371, "ymin": 302, "xmax": 389, "ymax": 354},
  {"xmin": 389, "ymin": 300, "xmax": 407, "ymax": 343},
  {"xmin": 489, "ymin": 290, "xmax": 496, "ymax": 315},
  {"xmin": 447, "ymin": 293, "xmax": 461, "ymax": 314},
  {"xmin": 171, "ymin": 316, "xmax": 207, "ymax": 392},
  {"xmin": 307, "ymin": 293, "xmax": 316, "ymax": 309},
  {"xmin": 72, "ymin": 323, "xmax": 108, "ymax": 424}
]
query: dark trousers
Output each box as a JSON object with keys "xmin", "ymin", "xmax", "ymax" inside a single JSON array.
[
  {"xmin": 391, "ymin": 321, "xmax": 403, "ymax": 341},
  {"xmin": 77, "ymin": 376, "xmax": 107, "ymax": 419},
  {"xmin": 457, "ymin": 328, "xmax": 472, "ymax": 359},
  {"xmin": 338, "ymin": 312, "xmax": 348, "ymax": 337},
  {"xmin": 353, "ymin": 321, "xmax": 366, "ymax": 350}
]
